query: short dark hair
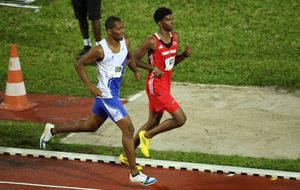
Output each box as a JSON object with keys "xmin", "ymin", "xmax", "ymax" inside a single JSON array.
[
  {"xmin": 105, "ymin": 16, "xmax": 122, "ymax": 30},
  {"xmin": 153, "ymin": 7, "xmax": 172, "ymax": 23}
]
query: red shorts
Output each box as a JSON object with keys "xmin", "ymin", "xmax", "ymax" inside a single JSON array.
[{"xmin": 147, "ymin": 91, "xmax": 179, "ymax": 113}]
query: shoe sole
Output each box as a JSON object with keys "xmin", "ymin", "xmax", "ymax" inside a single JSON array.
[{"xmin": 131, "ymin": 179, "xmax": 157, "ymax": 186}]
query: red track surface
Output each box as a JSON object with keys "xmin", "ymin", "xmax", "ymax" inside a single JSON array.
[
  {"xmin": 0, "ymin": 154, "xmax": 299, "ymax": 190},
  {"xmin": 1, "ymin": 92, "xmax": 300, "ymax": 189},
  {"xmin": 0, "ymin": 92, "xmax": 93, "ymax": 124}
]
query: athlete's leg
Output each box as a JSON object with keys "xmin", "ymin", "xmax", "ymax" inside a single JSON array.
[
  {"xmin": 117, "ymin": 116, "xmax": 157, "ymax": 185},
  {"xmin": 40, "ymin": 113, "xmax": 106, "ymax": 149},
  {"xmin": 71, "ymin": 0, "xmax": 89, "ymax": 40},
  {"xmin": 87, "ymin": 0, "xmax": 101, "ymax": 42},
  {"xmin": 78, "ymin": 18, "xmax": 89, "ymax": 40},
  {"xmin": 115, "ymin": 116, "xmax": 139, "ymax": 175},
  {"xmin": 145, "ymin": 107, "xmax": 186, "ymax": 139},
  {"xmin": 52, "ymin": 113, "xmax": 106, "ymax": 135},
  {"xmin": 91, "ymin": 20, "xmax": 101, "ymax": 42},
  {"xmin": 133, "ymin": 111, "xmax": 163, "ymax": 148}
]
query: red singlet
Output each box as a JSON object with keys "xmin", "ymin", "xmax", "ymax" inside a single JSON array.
[{"xmin": 145, "ymin": 32, "xmax": 180, "ymax": 113}]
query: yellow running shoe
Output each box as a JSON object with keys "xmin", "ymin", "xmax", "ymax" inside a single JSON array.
[
  {"xmin": 118, "ymin": 153, "xmax": 143, "ymax": 171},
  {"xmin": 139, "ymin": 130, "xmax": 151, "ymax": 157}
]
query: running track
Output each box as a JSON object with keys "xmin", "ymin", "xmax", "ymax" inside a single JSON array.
[
  {"xmin": 0, "ymin": 93, "xmax": 300, "ymax": 189},
  {"xmin": 0, "ymin": 154, "xmax": 299, "ymax": 190}
]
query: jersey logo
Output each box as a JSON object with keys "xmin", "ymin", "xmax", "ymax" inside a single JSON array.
[
  {"xmin": 162, "ymin": 49, "xmax": 177, "ymax": 56},
  {"xmin": 158, "ymin": 45, "xmax": 164, "ymax": 49}
]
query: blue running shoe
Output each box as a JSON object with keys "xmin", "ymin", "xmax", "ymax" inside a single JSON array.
[
  {"xmin": 40, "ymin": 123, "xmax": 54, "ymax": 149},
  {"xmin": 130, "ymin": 172, "xmax": 157, "ymax": 186}
]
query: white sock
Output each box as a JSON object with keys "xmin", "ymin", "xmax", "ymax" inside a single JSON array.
[
  {"xmin": 95, "ymin": 41, "xmax": 101, "ymax": 46},
  {"xmin": 84, "ymin": 39, "xmax": 91, "ymax": 47}
]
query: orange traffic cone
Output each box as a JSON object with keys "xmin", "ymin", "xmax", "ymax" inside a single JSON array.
[{"xmin": 0, "ymin": 44, "xmax": 37, "ymax": 111}]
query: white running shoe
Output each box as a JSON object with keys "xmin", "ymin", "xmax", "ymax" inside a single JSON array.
[
  {"xmin": 39, "ymin": 123, "xmax": 54, "ymax": 149},
  {"xmin": 130, "ymin": 172, "xmax": 157, "ymax": 186}
]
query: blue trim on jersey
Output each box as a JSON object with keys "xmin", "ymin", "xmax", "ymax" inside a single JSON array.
[
  {"xmin": 107, "ymin": 59, "xmax": 126, "ymax": 98},
  {"xmin": 101, "ymin": 98, "xmax": 122, "ymax": 119},
  {"xmin": 96, "ymin": 38, "xmax": 128, "ymax": 98}
]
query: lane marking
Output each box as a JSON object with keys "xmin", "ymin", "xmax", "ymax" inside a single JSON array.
[
  {"xmin": 128, "ymin": 91, "xmax": 145, "ymax": 102},
  {"xmin": 0, "ymin": 181, "xmax": 102, "ymax": 190},
  {"xmin": 1, "ymin": 147, "xmax": 299, "ymax": 180}
]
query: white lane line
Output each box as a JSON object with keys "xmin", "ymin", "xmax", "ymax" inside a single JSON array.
[
  {"xmin": 128, "ymin": 91, "xmax": 145, "ymax": 102},
  {"xmin": 0, "ymin": 181, "xmax": 102, "ymax": 190},
  {"xmin": 1, "ymin": 147, "xmax": 300, "ymax": 180}
]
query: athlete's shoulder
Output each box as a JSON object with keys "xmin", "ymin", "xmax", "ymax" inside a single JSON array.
[
  {"xmin": 145, "ymin": 35, "xmax": 156, "ymax": 49},
  {"xmin": 98, "ymin": 39, "xmax": 107, "ymax": 51},
  {"xmin": 172, "ymin": 31, "xmax": 179, "ymax": 39},
  {"xmin": 99, "ymin": 38, "xmax": 107, "ymax": 45},
  {"xmin": 122, "ymin": 37, "xmax": 130, "ymax": 53},
  {"xmin": 93, "ymin": 45, "xmax": 104, "ymax": 60}
]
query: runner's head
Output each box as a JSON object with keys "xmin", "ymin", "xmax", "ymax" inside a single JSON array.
[
  {"xmin": 105, "ymin": 16, "xmax": 124, "ymax": 41},
  {"xmin": 153, "ymin": 7, "xmax": 173, "ymax": 31}
]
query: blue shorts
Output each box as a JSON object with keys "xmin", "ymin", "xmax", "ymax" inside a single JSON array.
[{"xmin": 92, "ymin": 97, "xmax": 128, "ymax": 122}]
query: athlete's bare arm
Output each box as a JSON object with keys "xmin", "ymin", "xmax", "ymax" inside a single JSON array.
[
  {"xmin": 125, "ymin": 38, "xmax": 141, "ymax": 80},
  {"xmin": 135, "ymin": 37, "xmax": 162, "ymax": 77},
  {"xmin": 75, "ymin": 46, "xmax": 104, "ymax": 97},
  {"xmin": 174, "ymin": 32, "xmax": 192, "ymax": 66}
]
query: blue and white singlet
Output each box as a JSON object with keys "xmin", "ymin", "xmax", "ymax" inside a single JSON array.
[
  {"xmin": 92, "ymin": 38, "xmax": 128, "ymax": 122},
  {"xmin": 96, "ymin": 38, "xmax": 127, "ymax": 98}
]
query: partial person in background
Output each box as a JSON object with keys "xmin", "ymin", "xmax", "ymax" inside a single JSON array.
[
  {"xmin": 40, "ymin": 16, "xmax": 157, "ymax": 186},
  {"xmin": 118, "ymin": 7, "xmax": 192, "ymax": 165},
  {"xmin": 71, "ymin": 0, "xmax": 102, "ymax": 58}
]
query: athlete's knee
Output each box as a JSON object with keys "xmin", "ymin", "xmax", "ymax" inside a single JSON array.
[
  {"xmin": 123, "ymin": 126, "xmax": 134, "ymax": 138},
  {"xmin": 89, "ymin": 126, "xmax": 99, "ymax": 132},
  {"xmin": 148, "ymin": 116, "xmax": 161, "ymax": 128},
  {"xmin": 149, "ymin": 119, "xmax": 159, "ymax": 128},
  {"xmin": 128, "ymin": 124, "xmax": 134, "ymax": 136},
  {"xmin": 177, "ymin": 115, "xmax": 187, "ymax": 127},
  {"xmin": 85, "ymin": 124, "xmax": 99, "ymax": 132},
  {"xmin": 121, "ymin": 121, "xmax": 134, "ymax": 137},
  {"xmin": 83, "ymin": 120, "xmax": 100, "ymax": 132},
  {"xmin": 175, "ymin": 113, "xmax": 187, "ymax": 127}
]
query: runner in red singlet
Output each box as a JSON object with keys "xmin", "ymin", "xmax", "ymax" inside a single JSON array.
[{"xmin": 119, "ymin": 7, "xmax": 192, "ymax": 160}]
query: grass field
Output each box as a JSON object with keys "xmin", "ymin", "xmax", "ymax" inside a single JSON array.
[
  {"xmin": 0, "ymin": 0, "xmax": 299, "ymax": 171},
  {"xmin": 0, "ymin": 0, "xmax": 299, "ymax": 97}
]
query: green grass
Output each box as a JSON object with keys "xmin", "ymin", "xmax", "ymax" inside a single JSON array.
[
  {"xmin": 1, "ymin": 120, "xmax": 299, "ymax": 172},
  {"xmin": 0, "ymin": 0, "xmax": 299, "ymax": 171},
  {"xmin": 0, "ymin": 0, "xmax": 299, "ymax": 98}
]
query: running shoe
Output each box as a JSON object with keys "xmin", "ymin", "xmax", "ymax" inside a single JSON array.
[
  {"xmin": 40, "ymin": 123, "xmax": 54, "ymax": 149},
  {"xmin": 139, "ymin": 130, "xmax": 151, "ymax": 157},
  {"xmin": 118, "ymin": 153, "xmax": 143, "ymax": 171},
  {"xmin": 130, "ymin": 172, "xmax": 157, "ymax": 186}
]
